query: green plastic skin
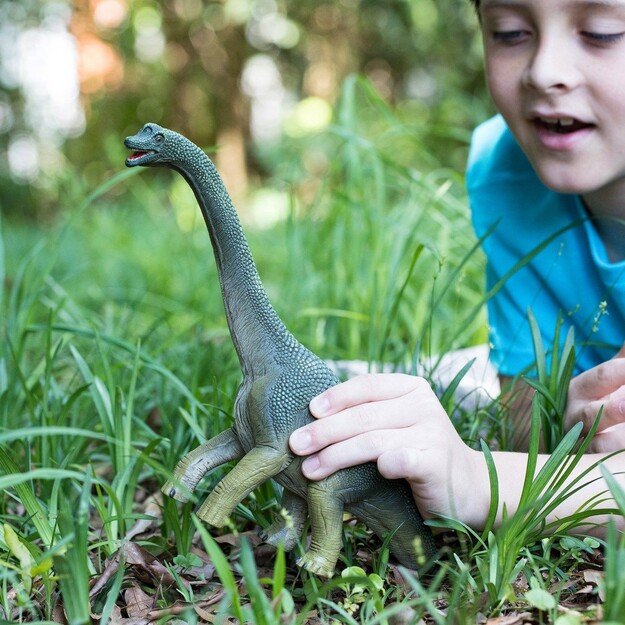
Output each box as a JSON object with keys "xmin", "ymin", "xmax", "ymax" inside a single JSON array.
[{"xmin": 125, "ymin": 123, "xmax": 435, "ymax": 577}]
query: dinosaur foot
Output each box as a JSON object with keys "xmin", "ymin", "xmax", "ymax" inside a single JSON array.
[
  {"xmin": 196, "ymin": 499, "xmax": 229, "ymax": 527},
  {"xmin": 296, "ymin": 552, "xmax": 336, "ymax": 578},
  {"xmin": 161, "ymin": 479, "xmax": 192, "ymax": 502},
  {"xmin": 258, "ymin": 523, "xmax": 300, "ymax": 551}
]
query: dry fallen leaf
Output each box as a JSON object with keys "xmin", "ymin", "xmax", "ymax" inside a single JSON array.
[
  {"xmin": 582, "ymin": 569, "xmax": 605, "ymax": 602},
  {"xmin": 52, "ymin": 604, "xmax": 67, "ymax": 624},
  {"xmin": 123, "ymin": 541, "xmax": 180, "ymax": 586},
  {"xmin": 213, "ymin": 530, "xmax": 261, "ymax": 547},
  {"xmin": 125, "ymin": 493, "xmax": 163, "ymax": 541},
  {"xmin": 124, "ymin": 583, "xmax": 154, "ymax": 618},
  {"xmin": 485, "ymin": 612, "xmax": 532, "ymax": 625}
]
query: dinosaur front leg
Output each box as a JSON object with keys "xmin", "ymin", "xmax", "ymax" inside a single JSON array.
[
  {"xmin": 197, "ymin": 446, "xmax": 289, "ymax": 527},
  {"xmin": 296, "ymin": 483, "xmax": 344, "ymax": 578},
  {"xmin": 259, "ymin": 490, "xmax": 308, "ymax": 551},
  {"xmin": 162, "ymin": 427, "xmax": 244, "ymax": 502}
]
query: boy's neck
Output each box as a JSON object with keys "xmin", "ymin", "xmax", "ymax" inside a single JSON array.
[{"xmin": 581, "ymin": 191, "xmax": 625, "ymax": 263}]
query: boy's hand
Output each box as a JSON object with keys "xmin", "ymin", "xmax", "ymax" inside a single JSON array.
[
  {"xmin": 289, "ymin": 373, "xmax": 488, "ymax": 528},
  {"xmin": 565, "ymin": 343, "xmax": 625, "ymax": 452}
]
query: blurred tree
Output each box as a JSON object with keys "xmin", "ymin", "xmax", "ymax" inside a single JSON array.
[{"xmin": 0, "ymin": 0, "xmax": 489, "ymax": 216}]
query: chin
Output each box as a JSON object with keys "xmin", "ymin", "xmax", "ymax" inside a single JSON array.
[{"xmin": 533, "ymin": 165, "xmax": 599, "ymax": 196}]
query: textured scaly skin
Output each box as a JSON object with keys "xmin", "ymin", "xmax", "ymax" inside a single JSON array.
[{"xmin": 125, "ymin": 123, "xmax": 435, "ymax": 576}]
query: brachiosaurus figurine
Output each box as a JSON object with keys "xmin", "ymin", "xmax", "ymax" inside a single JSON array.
[{"xmin": 125, "ymin": 123, "xmax": 435, "ymax": 577}]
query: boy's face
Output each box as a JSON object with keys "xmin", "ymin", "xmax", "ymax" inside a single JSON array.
[{"xmin": 480, "ymin": 0, "xmax": 625, "ymax": 199}]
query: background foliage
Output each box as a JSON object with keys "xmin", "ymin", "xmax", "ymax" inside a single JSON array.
[{"xmin": 0, "ymin": 0, "xmax": 491, "ymax": 217}]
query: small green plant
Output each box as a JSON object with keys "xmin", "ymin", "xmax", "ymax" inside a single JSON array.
[
  {"xmin": 337, "ymin": 566, "xmax": 385, "ymax": 616},
  {"xmin": 429, "ymin": 386, "xmax": 606, "ymax": 615},
  {"xmin": 524, "ymin": 310, "xmax": 576, "ymax": 453},
  {"xmin": 599, "ymin": 465, "xmax": 625, "ymax": 622}
]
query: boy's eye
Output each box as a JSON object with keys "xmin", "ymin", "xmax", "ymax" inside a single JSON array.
[
  {"xmin": 581, "ymin": 31, "xmax": 625, "ymax": 44},
  {"xmin": 491, "ymin": 30, "xmax": 529, "ymax": 44}
]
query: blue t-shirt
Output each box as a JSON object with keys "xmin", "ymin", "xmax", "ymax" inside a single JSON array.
[{"xmin": 466, "ymin": 115, "xmax": 625, "ymax": 376}]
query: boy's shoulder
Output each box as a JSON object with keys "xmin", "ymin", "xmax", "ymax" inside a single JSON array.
[{"xmin": 466, "ymin": 115, "xmax": 538, "ymax": 189}]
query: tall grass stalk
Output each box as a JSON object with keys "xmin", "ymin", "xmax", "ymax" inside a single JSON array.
[{"xmin": 53, "ymin": 478, "xmax": 93, "ymax": 625}]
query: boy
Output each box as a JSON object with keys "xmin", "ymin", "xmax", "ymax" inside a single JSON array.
[{"xmin": 289, "ymin": 0, "xmax": 625, "ymax": 533}]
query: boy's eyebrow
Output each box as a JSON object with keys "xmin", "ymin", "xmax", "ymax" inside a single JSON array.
[
  {"xmin": 481, "ymin": 0, "xmax": 625, "ymax": 10},
  {"xmin": 481, "ymin": 0, "xmax": 524, "ymax": 7},
  {"xmin": 570, "ymin": 0, "xmax": 625, "ymax": 8}
]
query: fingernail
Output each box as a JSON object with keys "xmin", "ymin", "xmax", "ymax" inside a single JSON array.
[
  {"xmin": 302, "ymin": 455, "xmax": 320, "ymax": 477},
  {"xmin": 290, "ymin": 429, "xmax": 311, "ymax": 453},
  {"xmin": 310, "ymin": 394, "xmax": 330, "ymax": 416}
]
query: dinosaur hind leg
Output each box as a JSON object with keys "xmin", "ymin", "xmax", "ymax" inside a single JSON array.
[
  {"xmin": 296, "ymin": 482, "xmax": 344, "ymax": 578},
  {"xmin": 259, "ymin": 489, "xmax": 307, "ymax": 551},
  {"xmin": 197, "ymin": 446, "xmax": 289, "ymax": 527}
]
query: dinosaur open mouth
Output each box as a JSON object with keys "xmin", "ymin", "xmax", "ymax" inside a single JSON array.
[
  {"xmin": 124, "ymin": 146, "xmax": 158, "ymax": 167},
  {"xmin": 127, "ymin": 150, "xmax": 156, "ymax": 162}
]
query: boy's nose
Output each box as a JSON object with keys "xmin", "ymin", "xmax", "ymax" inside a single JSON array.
[{"xmin": 522, "ymin": 38, "xmax": 581, "ymax": 93}]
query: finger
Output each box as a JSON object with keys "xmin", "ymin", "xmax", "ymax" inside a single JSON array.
[
  {"xmin": 583, "ymin": 389, "xmax": 625, "ymax": 431},
  {"xmin": 300, "ymin": 428, "xmax": 421, "ymax": 480},
  {"xmin": 591, "ymin": 423, "xmax": 625, "ymax": 453},
  {"xmin": 309, "ymin": 373, "xmax": 430, "ymax": 418},
  {"xmin": 573, "ymin": 359, "xmax": 625, "ymax": 400},
  {"xmin": 290, "ymin": 388, "xmax": 442, "ymax": 456}
]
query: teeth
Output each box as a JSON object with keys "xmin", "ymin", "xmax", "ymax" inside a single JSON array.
[{"xmin": 537, "ymin": 116, "xmax": 576, "ymax": 126}]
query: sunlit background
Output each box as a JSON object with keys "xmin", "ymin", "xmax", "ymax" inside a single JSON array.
[{"xmin": 0, "ymin": 0, "xmax": 490, "ymax": 220}]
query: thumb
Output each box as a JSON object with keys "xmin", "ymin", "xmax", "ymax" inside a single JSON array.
[
  {"xmin": 585, "ymin": 390, "xmax": 625, "ymax": 432},
  {"xmin": 591, "ymin": 422, "xmax": 625, "ymax": 453}
]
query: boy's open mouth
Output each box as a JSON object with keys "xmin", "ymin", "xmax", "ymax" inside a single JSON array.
[{"xmin": 533, "ymin": 116, "xmax": 594, "ymax": 135}]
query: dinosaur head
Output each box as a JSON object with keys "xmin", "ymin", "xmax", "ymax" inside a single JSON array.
[{"xmin": 124, "ymin": 123, "xmax": 176, "ymax": 167}]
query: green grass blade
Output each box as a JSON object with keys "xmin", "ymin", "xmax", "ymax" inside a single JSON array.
[
  {"xmin": 239, "ymin": 538, "xmax": 272, "ymax": 625},
  {"xmin": 0, "ymin": 426, "xmax": 113, "ymax": 445},
  {"xmin": 528, "ymin": 309, "xmax": 546, "ymax": 382},
  {"xmin": 28, "ymin": 324, "xmax": 210, "ymax": 417},
  {"xmin": 600, "ymin": 464, "xmax": 625, "ymax": 514},
  {"xmin": 272, "ymin": 542, "xmax": 286, "ymax": 599},
  {"xmin": 378, "ymin": 243, "xmax": 424, "ymax": 363},
  {"xmin": 193, "ymin": 516, "xmax": 244, "ymax": 622},
  {"xmin": 53, "ymin": 477, "xmax": 93, "ymax": 625},
  {"xmin": 0, "ymin": 446, "xmax": 56, "ymax": 548},
  {"xmin": 480, "ymin": 439, "xmax": 500, "ymax": 539},
  {"xmin": 519, "ymin": 394, "xmax": 542, "ymax": 507}
]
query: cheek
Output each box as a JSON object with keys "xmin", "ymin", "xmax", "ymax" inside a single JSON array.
[
  {"xmin": 599, "ymin": 85, "xmax": 625, "ymax": 121},
  {"xmin": 484, "ymin": 56, "xmax": 516, "ymax": 115}
]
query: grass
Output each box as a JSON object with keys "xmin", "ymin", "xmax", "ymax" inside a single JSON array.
[{"xmin": 0, "ymin": 77, "xmax": 619, "ymax": 623}]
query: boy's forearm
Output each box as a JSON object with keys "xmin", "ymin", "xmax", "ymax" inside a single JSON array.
[{"xmin": 465, "ymin": 448, "xmax": 625, "ymax": 536}]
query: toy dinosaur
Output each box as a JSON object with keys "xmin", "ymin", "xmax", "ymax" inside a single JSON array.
[{"xmin": 124, "ymin": 123, "xmax": 436, "ymax": 576}]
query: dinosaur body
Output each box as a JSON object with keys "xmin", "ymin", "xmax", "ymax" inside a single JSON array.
[{"xmin": 125, "ymin": 123, "xmax": 435, "ymax": 576}]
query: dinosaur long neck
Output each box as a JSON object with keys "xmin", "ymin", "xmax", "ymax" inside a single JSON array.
[{"xmin": 170, "ymin": 143, "xmax": 292, "ymax": 373}]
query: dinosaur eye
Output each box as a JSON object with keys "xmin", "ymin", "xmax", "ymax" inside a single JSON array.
[{"xmin": 155, "ymin": 134, "xmax": 164, "ymax": 144}]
